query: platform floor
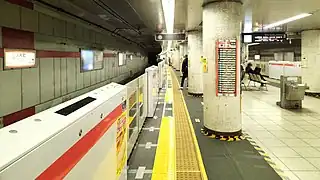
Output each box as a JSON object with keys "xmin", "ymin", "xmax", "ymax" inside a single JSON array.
[{"xmin": 128, "ymin": 67, "xmax": 320, "ymax": 180}]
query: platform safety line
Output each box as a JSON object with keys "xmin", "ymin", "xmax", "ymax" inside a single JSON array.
[
  {"xmin": 243, "ymin": 133, "xmax": 290, "ymax": 180},
  {"xmin": 152, "ymin": 67, "xmax": 176, "ymax": 180},
  {"xmin": 170, "ymin": 68, "xmax": 208, "ymax": 180}
]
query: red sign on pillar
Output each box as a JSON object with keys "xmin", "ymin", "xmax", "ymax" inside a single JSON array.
[{"xmin": 215, "ymin": 39, "xmax": 238, "ymax": 97}]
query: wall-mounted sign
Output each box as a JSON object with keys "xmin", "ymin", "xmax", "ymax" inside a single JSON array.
[
  {"xmin": 201, "ymin": 56, "xmax": 208, "ymax": 73},
  {"xmin": 80, "ymin": 49, "xmax": 104, "ymax": 72},
  {"xmin": 242, "ymin": 32, "xmax": 287, "ymax": 43},
  {"xmin": 4, "ymin": 49, "xmax": 36, "ymax": 69},
  {"xmin": 155, "ymin": 33, "xmax": 186, "ymax": 41},
  {"xmin": 216, "ymin": 39, "xmax": 238, "ymax": 97}
]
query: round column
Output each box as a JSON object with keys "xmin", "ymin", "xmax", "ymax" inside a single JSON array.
[
  {"xmin": 301, "ymin": 30, "xmax": 320, "ymax": 92},
  {"xmin": 188, "ymin": 31, "xmax": 203, "ymax": 95},
  {"xmin": 202, "ymin": 0, "xmax": 243, "ymax": 136}
]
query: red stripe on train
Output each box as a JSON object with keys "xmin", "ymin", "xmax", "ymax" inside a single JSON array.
[
  {"xmin": 36, "ymin": 104, "xmax": 123, "ymax": 180},
  {"xmin": 270, "ymin": 63, "xmax": 295, "ymax": 67}
]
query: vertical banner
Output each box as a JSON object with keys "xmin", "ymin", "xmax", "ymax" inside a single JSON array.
[
  {"xmin": 215, "ymin": 39, "xmax": 238, "ymax": 97},
  {"xmin": 116, "ymin": 101, "xmax": 128, "ymax": 179}
]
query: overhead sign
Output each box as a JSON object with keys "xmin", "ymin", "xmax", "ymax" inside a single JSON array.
[
  {"xmin": 242, "ymin": 32, "xmax": 287, "ymax": 43},
  {"xmin": 4, "ymin": 49, "xmax": 36, "ymax": 69},
  {"xmin": 155, "ymin": 33, "xmax": 186, "ymax": 41}
]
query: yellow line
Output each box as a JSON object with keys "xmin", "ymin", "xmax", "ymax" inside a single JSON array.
[
  {"xmin": 170, "ymin": 68, "xmax": 208, "ymax": 180},
  {"xmin": 152, "ymin": 67, "xmax": 176, "ymax": 180}
]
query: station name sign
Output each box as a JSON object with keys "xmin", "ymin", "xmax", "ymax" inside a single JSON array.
[
  {"xmin": 155, "ymin": 33, "xmax": 186, "ymax": 41},
  {"xmin": 242, "ymin": 32, "xmax": 287, "ymax": 43}
]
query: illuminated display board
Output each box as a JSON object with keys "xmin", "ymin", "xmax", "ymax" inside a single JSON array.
[{"xmin": 4, "ymin": 49, "xmax": 36, "ymax": 69}]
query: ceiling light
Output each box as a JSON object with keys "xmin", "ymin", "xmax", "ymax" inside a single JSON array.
[{"xmin": 264, "ymin": 13, "xmax": 312, "ymax": 29}]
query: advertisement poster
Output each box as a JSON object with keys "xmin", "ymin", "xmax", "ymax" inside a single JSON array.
[{"xmin": 116, "ymin": 101, "xmax": 127, "ymax": 179}]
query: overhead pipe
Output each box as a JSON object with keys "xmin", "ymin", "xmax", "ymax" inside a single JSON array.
[{"xmin": 93, "ymin": 0, "xmax": 142, "ymax": 35}]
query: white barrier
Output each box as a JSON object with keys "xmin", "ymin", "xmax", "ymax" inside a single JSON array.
[
  {"xmin": 0, "ymin": 83, "xmax": 127, "ymax": 180},
  {"xmin": 268, "ymin": 61, "xmax": 301, "ymax": 80},
  {"xmin": 145, "ymin": 66, "xmax": 159, "ymax": 117},
  {"xmin": 0, "ymin": 65, "xmax": 167, "ymax": 180}
]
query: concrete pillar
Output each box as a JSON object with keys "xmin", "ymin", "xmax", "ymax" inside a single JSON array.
[
  {"xmin": 301, "ymin": 30, "xmax": 320, "ymax": 92},
  {"xmin": 202, "ymin": 0, "xmax": 243, "ymax": 136},
  {"xmin": 188, "ymin": 31, "xmax": 203, "ymax": 95}
]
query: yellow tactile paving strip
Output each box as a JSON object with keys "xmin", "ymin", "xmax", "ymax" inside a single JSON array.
[
  {"xmin": 152, "ymin": 69, "xmax": 176, "ymax": 180},
  {"xmin": 152, "ymin": 67, "xmax": 207, "ymax": 180},
  {"xmin": 170, "ymin": 68, "xmax": 207, "ymax": 180}
]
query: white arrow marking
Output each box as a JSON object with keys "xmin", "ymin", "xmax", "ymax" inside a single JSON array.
[{"xmin": 195, "ymin": 118, "xmax": 200, "ymax": 123}]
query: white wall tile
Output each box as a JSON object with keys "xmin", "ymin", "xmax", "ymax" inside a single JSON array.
[
  {"xmin": 60, "ymin": 58, "xmax": 67, "ymax": 95},
  {"xmin": 83, "ymin": 71, "xmax": 91, "ymax": 87},
  {"xmin": 22, "ymin": 66, "xmax": 40, "ymax": 109},
  {"xmin": 21, "ymin": 7, "xmax": 38, "ymax": 32},
  {"xmin": 101, "ymin": 63, "xmax": 106, "ymax": 81},
  {"xmin": 66, "ymin": 58, "xmax": 76, "ymax": 93},
  {"xmin": 53, "ymin": 18, "xmax": 66, "ymax": 37},
  {"xmin": 96, "ymin": 70, "xmax": 101, "ymax": 82},
  {"xmin": 76, "ymin": 58, "xmax": 84, "ymax": 89},
  {"xmin": 0, "ymin": 1, "xmax": 20, "ymax": 29},
  {"xmin": 40, "ymin": 58, "xmax": 54, "ymax": 103},
  {"xmin": 39, "ymin": 13, "xmax": 53, "ymax": 35},
  {"xmin": 90, "ymin": 71, "xmax": 97, "ymax": 85},
  {"xmin": 0, "ymin": 69, "xmax": 22, "ymax": 117},
  {"xmin": 54, "ymin": 58, "xmax": 61, "ymax": 97},
  {"xmin": 66, "ymin": 22, "xmax": 76, "ymax": 39}
]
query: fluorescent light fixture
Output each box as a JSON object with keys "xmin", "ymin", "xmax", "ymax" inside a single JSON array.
[
  {"xmin": 161, "ymin": 0, "xmax": 175, "ymax": 51},
  {"xmin": 248, "ymin": 43, "xmax": 260, "ymax": 46},
  {"xmin": 264, "ymin": 13, "xmax": 312, "ymax": 29}
]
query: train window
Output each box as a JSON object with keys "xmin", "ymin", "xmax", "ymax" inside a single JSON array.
[{"xmin": 55, "ymin": 97, "xmax": 96, "ymax": 116}]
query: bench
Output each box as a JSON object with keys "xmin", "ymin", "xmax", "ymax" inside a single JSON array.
[{"xmin": 247, "ymin": 73, "xmax": 268, "ymax": 90}]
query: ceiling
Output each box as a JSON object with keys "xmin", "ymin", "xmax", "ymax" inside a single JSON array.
[
  {"xmin": 246, "ymin": 0, "xmax": 320, "ymax": 32},
  {"xmin": 33, "ymin": 0, "xmax": 165, "ymax": 53},
  {"xmin": 32, "ymin": 0, "xmax": 320, "ymax": 54}
]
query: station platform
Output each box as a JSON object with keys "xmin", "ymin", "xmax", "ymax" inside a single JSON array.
[{"xmin": 128, "ymin": 67, "xmax": 320, "ymax": 180}]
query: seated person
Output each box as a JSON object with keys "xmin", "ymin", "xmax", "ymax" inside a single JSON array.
[
  {"xmin": 245, "ymin": 63, "xmax": 254, "ymax": 74},
  {"xmin": 253, "ymin": 67, "xmax": 266, "ymax": 81}
]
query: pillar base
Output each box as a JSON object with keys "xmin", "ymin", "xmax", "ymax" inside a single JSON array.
[
  {"xmin": 201, "ymin": 126, "xmax": 243, "ymax": 141},
  {"xmin": 188, "ymin": 92, "xmax": 203, "ymax": 97}
]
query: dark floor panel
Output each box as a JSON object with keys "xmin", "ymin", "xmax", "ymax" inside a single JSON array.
[
  {"xmin": 179, "ymin": 75, "xmax": 281, "ymax": 180},
  {"xmin": 128, "ymin": 147, "xmax": 157, "ymax": 169},
  {"xmin": 128, "ymin": 90, "xmax": 166, "ymax": 180},
  {"xmin": 143, "ymin": 117, "xmax": 161, "ymax": 128},
  {"xmin": 137, "ymin": 131, "xmax": 159, "ymax": 144}
]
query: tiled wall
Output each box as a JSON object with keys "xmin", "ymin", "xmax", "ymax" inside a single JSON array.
[{"xmin": 0, "ymin": 1, "xmax": 148, "ymax": 127}]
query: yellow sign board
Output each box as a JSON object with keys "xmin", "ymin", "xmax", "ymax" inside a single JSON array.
[{"xmin": 201, "ymin": 56, "xmax": 208, "ymax": 73}]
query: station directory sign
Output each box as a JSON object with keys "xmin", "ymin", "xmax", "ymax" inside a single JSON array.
[
  {"xmin": 215, "ymin": 39, "xmax": 238, "ymax": 97},
  {"xmin": 242, "ymin": 32, "xmax": 287, "ymax": 43},
  {"xmin": 155, "ymin": 33, "xmax": 186, "ymax": 41}
]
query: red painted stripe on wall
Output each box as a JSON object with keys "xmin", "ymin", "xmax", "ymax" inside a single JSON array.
[
  {"xmin": 104, "ymin": 53, "xmax": 117, "ymax": 57},
  {"xmin": 37, "ymin": 51, "xmax": 80, "ymax": 58},
  {"xmin": 3, "ymin": 106, "xmax": 35, "ymax": 126},
  {"xmin": 0, "ymin": 48, "xmax": 3, "ymax": 58},
  {"xmin": 36, "ymin": 104, "xmax": 123, "ymax": 180},
  {"xmin": 0, "ymin": 48, "xmax": 117, "ymax": 58},
  {"xmin": 2, "ymin": 27, "xmax": 34, "ymax": 49},
  {"xmin": 6, "ymin": 0, "xmax": 33, "ymax": 9}
]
